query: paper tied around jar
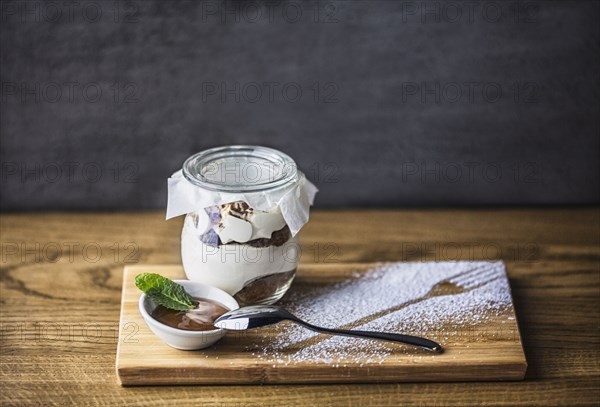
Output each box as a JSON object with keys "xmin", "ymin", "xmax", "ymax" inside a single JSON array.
[{"xmin": 166, "ymin": 170, "xmax": 318, "ymax": 236}]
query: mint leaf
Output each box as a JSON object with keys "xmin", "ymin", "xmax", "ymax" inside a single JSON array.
[{"xmin": 135, "ymin": 273, "xmax": 197, "ymax": 311}]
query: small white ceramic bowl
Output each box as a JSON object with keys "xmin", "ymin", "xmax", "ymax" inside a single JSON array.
[{"xmin": 138, "ymin": 280, "xmax": 239, "ymax": 350}]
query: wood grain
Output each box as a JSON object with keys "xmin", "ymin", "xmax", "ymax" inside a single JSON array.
[
  {"xmin": 1, "ymin": 208, "xmax": 599, "ymax": 405},
  {"xmin": 116, "ymin": 263, "xmax": 526, "ymax": 385}
]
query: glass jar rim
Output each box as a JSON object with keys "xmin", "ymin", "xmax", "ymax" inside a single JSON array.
[{"xmin": 182, "ymin": 145, "xmax": 299, "ymax": 193}]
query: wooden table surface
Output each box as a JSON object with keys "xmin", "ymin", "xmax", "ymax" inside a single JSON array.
[{"xmin": 1, "ymin": 208, "xmax": 599, "ymax": 406}]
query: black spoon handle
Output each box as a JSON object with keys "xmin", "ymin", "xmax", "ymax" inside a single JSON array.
[{"xmin": 294, "ymin": 320, "xmax": 443, "ymax": 353}]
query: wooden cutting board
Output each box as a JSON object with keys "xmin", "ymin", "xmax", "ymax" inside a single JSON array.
[{"xmin": 116, "ymin": 263, "xmax": 526, "ymax": 385}]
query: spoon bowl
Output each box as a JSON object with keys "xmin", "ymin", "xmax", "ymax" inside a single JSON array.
[{"xmin": 214, "ymin": 305, "xmax": 296, "ymax": 330}]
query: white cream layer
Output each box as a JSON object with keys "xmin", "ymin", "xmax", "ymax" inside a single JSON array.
[
  {"xmin": 181, "ymin": 214, "xmax": 298, "ymax": 295},
  {"xmin": 194, "ymin": 205, "xmax": 287, "ymax": 244}
]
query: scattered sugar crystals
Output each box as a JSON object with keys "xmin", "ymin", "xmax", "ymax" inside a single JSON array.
[{"xmin": 245, "ymin": 261, "xmax": 514, "ymax": 366}]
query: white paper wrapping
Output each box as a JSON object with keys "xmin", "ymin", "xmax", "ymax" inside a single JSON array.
[{"xmin": 166, "ymin": 170, "xmax": 318, "ymax": 236}]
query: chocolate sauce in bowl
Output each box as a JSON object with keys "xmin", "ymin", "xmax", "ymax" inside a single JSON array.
[{"xmin": 150, "ymin": 298, "xmax": 229, "ymax": 331}]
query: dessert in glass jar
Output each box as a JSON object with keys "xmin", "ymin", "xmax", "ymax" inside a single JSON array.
[{"xmin": 167, "ymin": 146, "xmax": 317, "ymax": 306}]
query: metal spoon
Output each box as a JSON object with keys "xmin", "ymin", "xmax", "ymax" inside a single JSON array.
[{"xmin": 214, "ymin": 305, "xmax": 443, "ymax": 353}]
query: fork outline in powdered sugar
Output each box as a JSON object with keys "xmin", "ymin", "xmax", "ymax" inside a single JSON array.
[{"xmin": 288, "ymin": 262, "xmax": 506, "ymax": 350}]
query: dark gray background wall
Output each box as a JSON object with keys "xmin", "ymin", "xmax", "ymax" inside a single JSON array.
[{"xmin": 1, "ymin": 0, "xmax": 598, "ymax": 210}]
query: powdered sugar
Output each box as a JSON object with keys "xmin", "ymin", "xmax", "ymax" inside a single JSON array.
[{"xmin": 246, "ymin": 261, "xmax": 514, "ymax": 365}]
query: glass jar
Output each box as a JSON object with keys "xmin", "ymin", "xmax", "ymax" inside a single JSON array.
[{"xmin": 175, "ymin": 146, "xmax": 316, "ymax": 306}]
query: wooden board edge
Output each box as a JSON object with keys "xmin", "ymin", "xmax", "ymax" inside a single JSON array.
[
  {"xmin": 504, "ymin": 269, "xmax": 528, "ymax": 378},
  {"xmin": 117, "ymin": 360, "xmax": 529, "ymax": 386},
  {"xmin": 512, "ymin": 328, "xmax": 528, "ymax": 380},
  {"xmin": 116, "ymin": 265, "xmax": 158, "ymax": 386},
  {"xmin": 115, "ymin": 265, "xmax": 130, "ymax": 386}
]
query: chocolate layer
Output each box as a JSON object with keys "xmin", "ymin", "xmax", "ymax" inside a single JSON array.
[
  {"xmin": 233, "ymin": 269, "xmax": 296, "ymax": 306},
  {"xmin": 244, "ymin": 225, "xmax": 291, "ymax": 248}
]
